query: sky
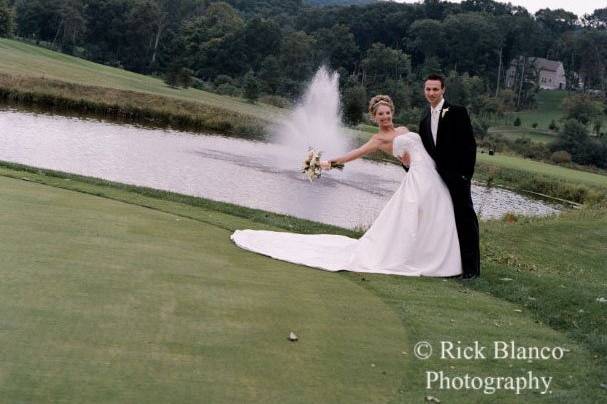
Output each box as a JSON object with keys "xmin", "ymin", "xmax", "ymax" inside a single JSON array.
[{"xmin": 391, "ymin": 1, "xmax": 604, "ymax": 18}]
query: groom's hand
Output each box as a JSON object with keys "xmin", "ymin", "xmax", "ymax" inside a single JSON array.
[{"xmin": 399, "ymin": 152, "xmax": 411, "ymax": 168}]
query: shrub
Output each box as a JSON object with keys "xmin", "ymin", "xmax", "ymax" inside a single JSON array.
[
  {"xmin": 512, "ymin": 137, "xmax": 550, "ymax": 159},
  {"xmin": 562, "ymin": 94, "xmax": 603, "ymax": 125},
  {"xmin": 551, "ymin": 119, "xmax": 607, "ymax": 168},
  {"xmin": 0, "ymin": 0, "xmax": 14, "ymax": 37},
  {"xmin": 164, "ymin": 66, "xmax": 193, "ymax": 89},
  {"xmin": 243, "ymin": 70, "xmax": 261, "ymax": 102},
  {"xmin": 259, "ymin": 95, "xmax": 291, "ymax": 108},
  {"xmin": 476, "ymin": 95, "xmax": 504, "ymax": 116},
  {"xmin": 532, "ymin": 122, "xmax": 538, "ymax": 128},
  {"xmin": 549, "ymin": 119, "xmax": 558, "ymax": 131},
  {"xmin": 213, "ymin": 75, "xmax": 235, "ymax": 87},
  {"xmin": 550, "ymin": 150, "xmax": 572, "ymax": 164},
  {"xmin": 215, "ymin": 83, "xmax": 241, "ymax": 97},
  {"xmin": 471, "ymin": 116, "xmax": 489, "ymax": 139},
  {"xmin": 497, "ymin": 89, "xmax": 516, "ymax": 111},
  {"xmin": 177, "ymin": 68, "xmax": 194, "ymax": 89},
  {"xmin": 395, "ymin": 107, "xmax": 422, "ymax": 127},
  {"xmin": 513, "ymin": 117, "xmax": 521, "ymax": 126},
  {"xmin": 164, "ymin": 66, "xmax": 180, "ymax": 88},
  {"xmin": 592, "ymin": 120, "xmax": 602, "ymax": 135},
  {"xmin": 342, "ymin": 84, "xmax": 367, "ymax": 125}
]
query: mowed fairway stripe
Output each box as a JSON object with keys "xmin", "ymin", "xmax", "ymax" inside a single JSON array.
[{"xmin": 0, "ymin": 176, "xmax": 407, "ymax": 403}]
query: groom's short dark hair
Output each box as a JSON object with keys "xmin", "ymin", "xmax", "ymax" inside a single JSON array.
[{"xmin": 425, "ymin": 74, "xmax": 445, "ymax": 88}]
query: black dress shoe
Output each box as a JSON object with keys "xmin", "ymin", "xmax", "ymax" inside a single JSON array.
[{"xmin": 461, "ymin": 273, "xmax": 479, "ymax": 280}]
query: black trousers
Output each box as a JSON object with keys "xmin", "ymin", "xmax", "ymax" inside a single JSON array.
[{"xmin": 445, "ymin": 178, "xmax": 480, "ymax": 277}]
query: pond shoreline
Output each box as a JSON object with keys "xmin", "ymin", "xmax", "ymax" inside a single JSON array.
[
  {"xmin": 0, "ymin": 159, "xmax": 360, "ymax": 237},
  {"xmin": 0, "ymin": 106, "xmax": 563, "ymax": 228},
  {"xmin": 1, "ymin": 91, "xmax": 604, "ymax": 206},
  {"xmin": 0, "ymin": 73, "xmax": 268, "ymax": 139}
]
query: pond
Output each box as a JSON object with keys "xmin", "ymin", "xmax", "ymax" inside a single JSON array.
[{"xmin": 0, "ymin": 107, "xmax": 561, "ymax": 229}]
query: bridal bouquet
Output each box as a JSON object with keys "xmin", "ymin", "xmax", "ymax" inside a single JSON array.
[{"xmin": 302, "ymin": 148, "xmax": 343, "ymax": 182}]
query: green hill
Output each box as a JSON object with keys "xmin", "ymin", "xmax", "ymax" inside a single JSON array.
[
  {"xmin": 513, "ymin": 90, "xmax": 568, "ymax": 129},
  {"xmin": 0, "ymin": 38, "xmax": 282, "ymax": 122}
]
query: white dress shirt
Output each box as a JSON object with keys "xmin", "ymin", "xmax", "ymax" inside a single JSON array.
[{"xmin": 430, "ymin": 98, "xmax": 445, "ymax": 145}]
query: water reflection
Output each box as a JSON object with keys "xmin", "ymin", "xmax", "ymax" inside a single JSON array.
[{"xmin": 0, "ymin": 108, "xmax": 560, "ymax": 229}]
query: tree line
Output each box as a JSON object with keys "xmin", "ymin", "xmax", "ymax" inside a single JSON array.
[{"xmin": 1, "ymin": 1, "xmax": 606, "ymax": 101}]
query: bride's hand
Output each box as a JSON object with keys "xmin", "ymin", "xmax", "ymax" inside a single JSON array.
[
  {"xmin": 320, "ymin": 160, "xmax": 332, "ymax": 170},
  {"xmin": 399, "ymin": 152, "xmax": 411, "ymax": 167}
]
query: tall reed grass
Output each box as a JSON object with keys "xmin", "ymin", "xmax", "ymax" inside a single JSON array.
[{"xmin": 0, "ymin": 73, "xmax": 268, "ymax": 139}]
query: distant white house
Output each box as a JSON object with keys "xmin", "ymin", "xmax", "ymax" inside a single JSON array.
[{"xmin": 505, "ymin": 57, "xmax": 566, "ymax": 90}]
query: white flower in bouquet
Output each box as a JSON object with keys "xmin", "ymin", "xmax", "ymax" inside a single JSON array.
[
  {"xmin": 302, "ymin": 148, "xmax": 323, "ymax": 182},
  {"xmin": 301, "ymin": 148, "xmax": 344, "ymax": 182}
]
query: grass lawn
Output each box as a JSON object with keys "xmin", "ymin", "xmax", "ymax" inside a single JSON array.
[
  {"xmin": 512, "ymin": 90, "xmax": 568, "ymax": 129},
  {"xmin": 488, "ymin": 126, "xmax": 558, "ymax": 144},
  {"xmin": 512, "ymin": 89, "xmax": 606, "ymax": 130},
  {"xmin": 0, "ymin": 164, "xmax": 605, "ymax": 402},
  {"xmin": 0, "ymin": 38, "xmax": 283, "ymax": 122},
  {"xmin": 476, "ymin": 153, "xmax": 607, "ymax": 190}
]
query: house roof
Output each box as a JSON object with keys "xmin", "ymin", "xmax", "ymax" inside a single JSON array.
[
  {"xmin": 533, "ymin": 58, "xmax": 562, "ymax": 72},
  {"xmin": 509, "ymin": 57, "xmax": 563, "ymax": 72}
]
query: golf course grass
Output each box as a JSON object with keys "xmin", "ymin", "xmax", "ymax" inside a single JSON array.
[{"xmin": 1, "ymin": 164, "xmax": 605, "ymax": 403}]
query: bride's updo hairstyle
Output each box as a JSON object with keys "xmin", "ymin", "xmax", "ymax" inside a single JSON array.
[{"xmin": 368, "ymin": 95, "xmax": 395, "ymax": 118}]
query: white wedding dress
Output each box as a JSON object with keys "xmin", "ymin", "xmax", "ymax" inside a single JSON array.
[{"xmin": 231, "ymin": 132, "xmax": 462, "ymax": 277}]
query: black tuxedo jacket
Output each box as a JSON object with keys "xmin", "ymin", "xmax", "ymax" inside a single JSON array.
[{"xmin": 418, "ymin": 101, "xmax": 476, "ymax": 184}]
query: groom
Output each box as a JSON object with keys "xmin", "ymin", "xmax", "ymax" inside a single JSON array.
[{"xmin": 404, "ymin": 74, "xmax": 480, "ymax": 279}]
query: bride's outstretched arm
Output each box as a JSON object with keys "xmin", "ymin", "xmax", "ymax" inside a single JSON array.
[{"xmin": 320, "ymin": 136, "xmax": 380, "ymax": 169}]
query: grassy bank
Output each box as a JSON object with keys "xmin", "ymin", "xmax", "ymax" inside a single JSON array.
[
  {"xmin": 0, "ymin": 160, "xmax": 356, "ymax": 238},
  {"xmin": 1, "ymin": 163, "xmax": 605, "ymax": 402},
  {"xmin": 475, "ymin": 153, "xmax": 607, "ymax": 205},
  {"xmin": 475, "ymin": 209, "xmax": 607, "ymax": 360},
  {"xmin": 0, "ymin": 38, "xmax": 281, "ymax": 120},
  {"xmin": 355, "ymin": 132, "xmax": 607, "ymax": 204},
  {"xmin": 0, "ymin": 73, "xmax": 269, "ymax": 139},
  {"xmin": 0, "ymin": 38, "xmax": 281, "ymax": 137}
]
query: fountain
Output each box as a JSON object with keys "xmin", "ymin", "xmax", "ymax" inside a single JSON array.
[{"xmin": 271, "ymin": 67, "xmax": 353, "ymax": 170}]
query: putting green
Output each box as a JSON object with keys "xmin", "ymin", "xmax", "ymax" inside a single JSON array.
[
  {"xmin": 0, "ymin": 171, "xmax": 600, "ymax": 403},
  {"xmin": 0, "ymin": 176, "xmax": 406, "ymax": 402}
]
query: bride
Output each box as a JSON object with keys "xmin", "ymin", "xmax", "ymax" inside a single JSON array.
[{"xmin": 231, "ymin": 95, "xmax": 462, "ymax": 277}]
